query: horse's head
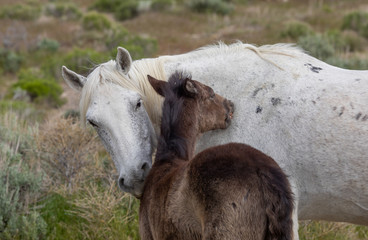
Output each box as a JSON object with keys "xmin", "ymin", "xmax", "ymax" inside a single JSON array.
[
  {"xmin": 62, "ymin": 48, "xmax": 156, "ymax": 198},
  {"xmin": 148, "ymin": 72, "xmax": 234, "ymax": 135}
]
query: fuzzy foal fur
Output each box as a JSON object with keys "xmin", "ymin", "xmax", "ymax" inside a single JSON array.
[{"xmin": 140, "ymin": 72, "xmax": 294, "ymax": 240}]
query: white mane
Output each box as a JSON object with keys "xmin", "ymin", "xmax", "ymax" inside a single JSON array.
[
  {"xmin": 80, "ymin": 42, "xmax": 304, "ymax": 126},
  {"xmin": 197, "ymin": 41, "xmax": 303, "ymax": 56},
  {"xmin": 80, "ymin": 58, "xmax": 166, "ymax": 126},
  {"xmin": 161, "ymin": 41, "xmax": 304, "ymax": 70}
]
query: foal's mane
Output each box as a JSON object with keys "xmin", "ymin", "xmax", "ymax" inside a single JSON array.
[{"xmin": 155, "ymin": 71, "xmax": 192, "ymax": 162}]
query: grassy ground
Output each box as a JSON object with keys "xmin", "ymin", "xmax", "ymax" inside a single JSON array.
[{"xmin": 0, "ymin": 0, "xmax": 368, "ymax": 239}]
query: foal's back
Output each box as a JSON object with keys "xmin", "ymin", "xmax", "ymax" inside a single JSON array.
[
  {"xmin": 140, "ymin": 145, "xmax": 294, "ymax": 240},
  {"xmin": 188, "ymin": 143, "xmax": 294, "ymax": 240}
]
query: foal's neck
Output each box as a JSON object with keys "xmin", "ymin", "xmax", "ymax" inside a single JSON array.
[{"xmin": 155, "ymin": 97, "xmax": 199, "ymax": 162}]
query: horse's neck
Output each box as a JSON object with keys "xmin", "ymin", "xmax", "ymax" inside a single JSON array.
[{"xmin": 159, "ymin": 43, "xmax": 307, "ymax": 91}]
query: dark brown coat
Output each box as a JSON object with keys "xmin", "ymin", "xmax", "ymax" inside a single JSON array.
[{"xmin": 140, "ymin": 72, "xmax": 294, "ymax": 240}]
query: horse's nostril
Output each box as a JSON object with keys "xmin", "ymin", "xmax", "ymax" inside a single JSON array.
[
  {"xmin": 141, "ymin": 162, "xmax": 149, "ymax": 171},
  {"xmin": 118, "ymin": 177, "xmax": 125, "ymax": 189}
]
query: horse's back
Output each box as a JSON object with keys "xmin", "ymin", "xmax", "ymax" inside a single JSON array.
[
  {"xmin": 187, "ymin": 54, "xmax": 368, "ymax": 223},
  {"xmin": 187, "ymin": 143, "xmax": 294, "ymax": 240}
]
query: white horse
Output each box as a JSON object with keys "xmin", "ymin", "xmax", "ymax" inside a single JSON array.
[{"xmin": 62, "ymin": 42, "xmax": 368, "ymax": 239}]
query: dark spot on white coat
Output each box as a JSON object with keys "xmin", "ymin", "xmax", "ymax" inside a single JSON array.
[
  {"xmin": 356, "ymin": 113, "xmax": 362, "ymax": 120},
  {"xmin": 271, "ymin": 98, "xmax": 281, "ymax": 106},
  {"xmin": 305, "ymin": 63, "xmax": 323, "ymax": 73},
  {"xmin": 256, "ymin": 106, "xmax": 262, "ymax": 113},
  {"xmin": 252, "ymin": 87, "xmax": 263, "ymax": 97}
]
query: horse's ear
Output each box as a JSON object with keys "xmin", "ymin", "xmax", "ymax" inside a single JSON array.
[
  {"xmin": 184, "ymin": 79, "xmax": 198, "ymax": 96},
  {"xmin": 147, "ymin": 75, "xmax": 166, "ymax": 97},
  {"xmin": 116, "ymin": 47, "xmax": 132, "ymax": 75},
  {"xmin": 62, "ymin": 66, "xmax": 87, "ymax": 91}
]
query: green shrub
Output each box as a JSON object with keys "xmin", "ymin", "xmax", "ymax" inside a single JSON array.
[
  {"xmin": 342, "ymin": 11, "xmax": 368, "ymax": 38},
  {"xmin": 326, "ymin": 57, "xmax": 368, "ymax": 70},
  {"xmin": 82, "ymin": 12, "xmax": 112, "ymax": 31},
  {"xmin": 281, "ymin": 21, "xmax": 314, "ymax": 40},
  {"xmin": 189, "ymin": 0, "xmax": 234, "ymax": 15},
  {"xmin": 0, "ymin": 49, "xmax": 23, "ymax": 73},
  {"xmin": 38, "ymin": 55, "xmax": 62, "ymax": 80},
  {"xmin": 30, "ymin": 48, "xmax": 62, "ymax": 81},
  {"xmin": 10, "ymin": 69, "xmax": 64, "ymax": 107},
  {"xmin": 105, "ymin": 27, "xmax": 131, "ymax": 50},
  {"xmin": 106, "ymin": 28, "xmax": 158, "ymax": 59},
  {"xmin": 323, "ymin": 30, "xmax": 345, "ymax": 51},
  {"xmin": 298, "ymin": 34, "xmax": 335, "ymax": 60},
  {"xmin": 0, "ymin": 3, "xmax": 41, "ymax": 21},
  {"xmin": 63, "ymin": 109, "xmax": 80, "ymax": 120},
  {"xmin": 0, "ymin": 162, "xmax": 46, "ymax": 240},
  {"xmin": 341, "ymin": 30, "xmax": 365, "ymax": 52},
  {"xmin": 45, "ymin": 3, "xmax": 82, "ymax": 20},
  {"xmin": 91, "ymin": 0, "xmax": 120, "ymax": 13},
  {"xmin": 37, "ymin": 38, "xmax": 60, "ymax": 53},
  {"xmin": 63, "ymin": 48, "xmax": 109, "ymax": 75},
  {"xmin": 91, "ymin": 0, "xmax": 139, "ymax": 21},
  {"xmin": 151, "ymin": 0, "xmax": 173, "ymax": 11},
  {"xmin": 324, "ymin": 29, "xmax": 364, "ymax": 53},
  {"xmin": 0, "ymin": 100, "xmax": 45, "ymax": 123},
  {"xmin": 114, "ymin": 0, "xmax": 139, "ymax": 21},
  {"xmin": 0, "ymin": 101, "xmax": 31, "ymax": 114},
  {"xmin": 0, "ymin": 112, "xmax": 46, "ymax": 240}
]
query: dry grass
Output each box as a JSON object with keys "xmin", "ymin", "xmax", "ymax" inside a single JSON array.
[
  {"xmin": 299, "ymin": 220, "xmax": 368, "ymax": 240},
  {"xmin": 36, "ymin": 115, "xmax": 104, "ymax": 191},
  {"xmin": 67, "ymin": 179, "xmax": 139, "ymax": 240}
]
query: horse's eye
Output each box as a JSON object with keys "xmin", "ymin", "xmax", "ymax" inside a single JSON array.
[
  {"xmin": 88, "ymin": 119, "xmax": 98, "ymax": 128},
  {"xmin": 135, "ymin": 100, "xmax": 142, "ymax": 110}
]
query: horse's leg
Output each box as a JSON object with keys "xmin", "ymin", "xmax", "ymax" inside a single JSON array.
[
  {"xmin": 292, "ymin": 207, "xmax": 299, "ymax": 240},
  {"xmin": 290, "ymin": 180, "xmax": 300, "ymax": 240}
]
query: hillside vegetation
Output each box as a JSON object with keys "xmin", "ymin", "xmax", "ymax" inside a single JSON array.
[{"xmin": 0, "ymin": 0, "xmax": 368, "ymax": 239}]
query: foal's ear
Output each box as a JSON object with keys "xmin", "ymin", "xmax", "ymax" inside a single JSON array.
[
  {"xmin": 184, "ymin": 79, "xmax": 198, "ymax": 96},
  {"xmin": 61, "ymin": 66, "xmax": 87, "ymax": 91},
  {"xmin": 116, "ymin": 47, "xmax": 132, "ymax": 75},
  {"xmin": 147, "ymin": 75, "xmax": 166, "ymax": 97}
]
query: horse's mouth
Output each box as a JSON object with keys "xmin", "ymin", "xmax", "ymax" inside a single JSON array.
[
  {"xmin": 118, "ymin": 178, "xmax": 145, "ymax": 199},
  {"xmin": 133, "ymin": 192, "xmax": 143, "ymax": 199}
]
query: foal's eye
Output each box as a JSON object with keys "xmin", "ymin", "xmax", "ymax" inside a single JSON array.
[{"xmin": 209, "ymin": 91, "xmax": 215, "ymax": 99}]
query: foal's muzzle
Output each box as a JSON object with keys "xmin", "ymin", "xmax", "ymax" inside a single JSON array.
[{"xmin": 224, "ymin": 99, "xmax": 235, "ymax": 127}]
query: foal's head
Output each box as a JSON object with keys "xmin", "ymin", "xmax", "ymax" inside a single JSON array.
[
  {"xmin": 147, "ymin": 72, "xmax": 234, "ymax": 160},
  {"xmin": 148, "ymin": 72, "xmax": 234, "ymax": 134}
]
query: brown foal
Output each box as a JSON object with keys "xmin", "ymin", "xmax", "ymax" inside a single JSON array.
[{"xmin": 139, "ymin": 72, "xmax": 294, "ymax": 240}]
